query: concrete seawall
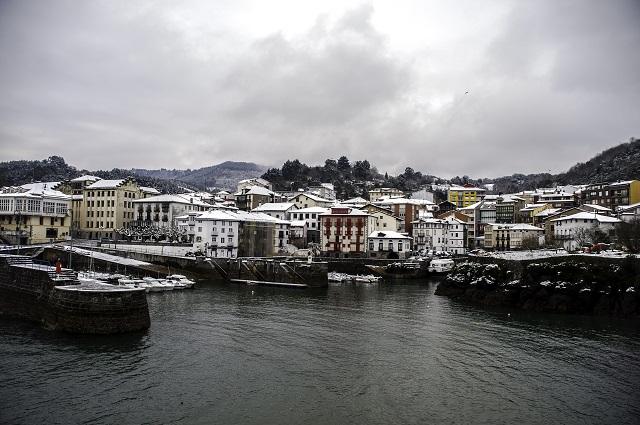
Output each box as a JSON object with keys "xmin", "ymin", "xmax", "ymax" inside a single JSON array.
[{"xmin": 436, "ymin": 255, "xmax": 640, "ymax": 317}]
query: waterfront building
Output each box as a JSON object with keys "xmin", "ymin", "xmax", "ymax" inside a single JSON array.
[
  {"xmin": 483, "ymin": 223, "xmax": 545, "ymax": 250},
  {"xmin": 0, "ymin": 185, "xmax": 71, "ymax": 245},
  {"xmin": 320, "ymin": 207, "xmax": 375, "ymax": 257},
  {"xmin": 447, "ymin": 185, "xmax": 486, "ymax": 208},
  {"xmin": 177, "ymin": 209, "xmax": 276, "ymax": 258},
  {"xmin": 367, "ymin": 230, "xmax": 412, "ymax": 259},
  {"xmin": 289, "ymin": 220, "xmax": 308, "ymax": 247},
  {"xmin": 412, "ymin": 215, "xmax": 468, "ymax": 254},
  {"xmin": 445, "ymin": 217, "xmax": 468, "ymax": 254},
  {"xmin": 550, "ymin": 212, "xmax": 621, "ymax": 251},
  {"xmin": 412, "ymin": 217, "xmax": 447, "ymax": 252},
  {"xmin": 78, "ymin": 178, "xmax": 154, "ymax": 240},
  {"xmin": 133, "ymin": 194, "xmax": 210, "ymax": 228},
  {"xmin": 582, "ymin": 180, "xmax": 640, "ymax": 210},
  {"xmin": 289, "ymin": 207, "xmax": 329, "ymax": 244}
]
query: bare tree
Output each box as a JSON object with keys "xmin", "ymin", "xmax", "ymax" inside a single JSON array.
[{"xmin": 616, "ymin": 219, "xmax": 640, "ymax": 253}]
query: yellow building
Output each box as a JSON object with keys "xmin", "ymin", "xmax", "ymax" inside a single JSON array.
[
  {"xmin": 448, "ymin": 185, "xmax": 487, "ymax": 208},
  {"xmin": 79, "ymin": 178, "xmax": 159, "ymax": 240},
  {"xmin": 0, "ymin": 185, "xmax": 71, "ymax": 245},
  {"xmin": 583, "ymin": 180, "xmax": 640, "ymax": 210}
]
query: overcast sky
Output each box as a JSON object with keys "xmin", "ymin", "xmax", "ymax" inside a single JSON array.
[{"xmin": 0, "ymin": 0, "xmax": 638, "ymax": 178}]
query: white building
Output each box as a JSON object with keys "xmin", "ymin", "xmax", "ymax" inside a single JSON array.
[
  {"xmin": 133, "ymin": 194, "xmax": 210, "ymax": 228},
  {"xmin": 367, "ymin": 230, "xmax": 413, "ymax": 259},
  {"xmin": 550, "ymin": 212, "xmax": 621, "ymax": 251},
  {"xmin": 412, "ymin": 216, "xmax": 468, "ymax": 254},
  {"xmin": 251, "ymin": 202, "xmax": 297, "ymax": 220},
  {"xmin": 412, "ymin": 217, "xmax": 447, "ymax": 252},
  {"xmin": 484, "ymin": 223, "xmax": 545, "ymax": 251},
  {"xmin": 177, "ymin": 209, "xmax": 279, "ymax": 258},
  {"xmin": 445, "ymin": 217, "xmax": 467, "ymax": 255}
]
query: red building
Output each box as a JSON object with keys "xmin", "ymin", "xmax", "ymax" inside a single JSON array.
[{"xmin": 320, "ymin": 207, "xmax": 375, "ymax": 257}]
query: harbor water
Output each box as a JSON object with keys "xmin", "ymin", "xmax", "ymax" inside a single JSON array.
[{"xmin": 1, "ymin": 279, "xmax": 639, "ymax": 424}]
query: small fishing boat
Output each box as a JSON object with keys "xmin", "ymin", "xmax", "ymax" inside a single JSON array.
[{"xmin": 165, "ymin": 274, "xmax": 196, "ymax": 289}]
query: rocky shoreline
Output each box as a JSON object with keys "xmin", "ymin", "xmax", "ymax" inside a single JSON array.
[{"xmin": 435, "ymin": 255, "xmax": 640, "ymax": 317}]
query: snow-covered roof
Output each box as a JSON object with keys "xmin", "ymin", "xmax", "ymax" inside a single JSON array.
[
  {"xmin": 320, "ymin": 207, "xmax": 369, "ymax": 216},
  {"xmin": 583, "ymin": 204, "xmax": 612, "ymax": 212},
  {"xmin": 340, "ymin": 197, "xmax": 368, "ymax": 204},
  {"xmin": 21, "ymin": 182, "xmax": 62, "ymax": 192},
  {"xmin": 132, "ymin": 194, "xmax": 210, "ymax": 207},
  {"xmin": 449, "ymin": 185, "xmax": 486, "ymax": 192},
  {"xmin": 608, "ymin": 180, "xmax": 636, "ymax": 187},
  {"xmin": 0, "ymin": 186, "xmax": 70, "ymax": 201},
  {"xmin": 617, "ymin": 202, "xmax": 640, "ymax": 212},
  {"xmin": 375, "ymin": 197, "xmax": 435, "ymax": 206},
  {"xmin": 235, "ymin": 185, "xmax": 274, "ymax": 196},
  {"xmin": 251, "ymin": 202, "xmax": 296, "ymax": 212},
  {"xmin": 71, "ymin": 175, "xmax": 101, "ymax": 182},
  {"xmin": 459, "ymin": 201, "xmax": 483, "ymax": 210},
  {"xmin": 550, "ymin": 212, "xmax": 621, "ymax": 223},
  {"xmin": 486, "ymin": 223, "xmax": 544, "ymax": 231},
  {"xmin": 290, "ymin": 192, "xmax": 333, "ymax": 203},
  {"xmin": 321, "ymin": 183, "xmax": 334, "ymax": 190},
  {"xmin": 86, "ymin": 179, "xmax": 126, "ymax": 189},
  {"xmin": 520, "ymin": 203, "xmax": 548, "ymax": 212},
  {"xmin": 534, "ymin": 208, "xmax": 561, "ymax": 217},
  {"xmin": 368, "ymin": 230, "xmax": 412, "ymax": 239},
  {"xmin": 140, "ymin": 186, "xmax": 161, "ymax": 194},
  {"xmin": 293, "ymin": 207, "xmax": 330, "ymax": 214}
]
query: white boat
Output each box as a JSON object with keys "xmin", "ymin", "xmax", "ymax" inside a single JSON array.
[
  {"xmin": 165, "ymin": 274, "xmax": 196, "ymax": 289},
  {"xmin": 117, "ymin": 277, "xmax": 145, "ymax": 289},
  {"xmin": 354, "ymin": 274, "xmax": 381, "ymax": 283},
  {"xmin": 141, "ymin": 277, "xmax": 166, "ymax": 292},
  {"xmin": 428, "ymin": 258, "xmax": 455, "ymax": 274}
]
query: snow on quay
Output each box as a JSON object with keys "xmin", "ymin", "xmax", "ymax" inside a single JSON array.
[
  {"xmin": 60, "ymin": 246, "xmax": 152, "ymax": 267},
  {"xmin": 471, "ymin": 249, "xmax": 638, "ymax": 261}
]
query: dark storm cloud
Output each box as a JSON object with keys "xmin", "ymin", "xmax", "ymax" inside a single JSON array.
[{"xmin": 0, "ymin": 0, "xmax": 638, "ymax": 178}]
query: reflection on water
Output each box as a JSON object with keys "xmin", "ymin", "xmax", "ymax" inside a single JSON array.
[{"xmin": 1, "ymin": 279, "xmax": 639, "ymax": 425}]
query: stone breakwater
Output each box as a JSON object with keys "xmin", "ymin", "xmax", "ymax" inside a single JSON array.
[
  {"xmin": 0, "ymin": 255, "xmax": 150, "ymax": 334},
  {"xmin": 435, "ymin": 256, "xmax": 640, "ymax": 317}
]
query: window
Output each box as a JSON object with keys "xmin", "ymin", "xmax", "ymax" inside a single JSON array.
[{"xmin": 221, "ymin": 238, "xmax": 225, "ymax": 243}]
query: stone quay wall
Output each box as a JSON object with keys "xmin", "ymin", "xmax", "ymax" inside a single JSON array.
[{"xmin": 435, "ymin": 255, "xmax": 640, "ymax": 317}]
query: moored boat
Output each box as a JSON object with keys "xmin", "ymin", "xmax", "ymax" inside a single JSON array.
[{"xmin": 427, "ymin": 258, "xmax": 455, "ymax": 274}]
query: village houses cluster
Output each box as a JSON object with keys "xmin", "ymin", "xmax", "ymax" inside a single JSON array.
[{"xmin": 0, "ymin": 173, "xmax": 639, "ymax": 258}]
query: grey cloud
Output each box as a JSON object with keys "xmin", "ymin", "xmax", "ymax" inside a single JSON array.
[{"xmin": 0, "ymin": 1, "xmax": 638, "ymax": 180}]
